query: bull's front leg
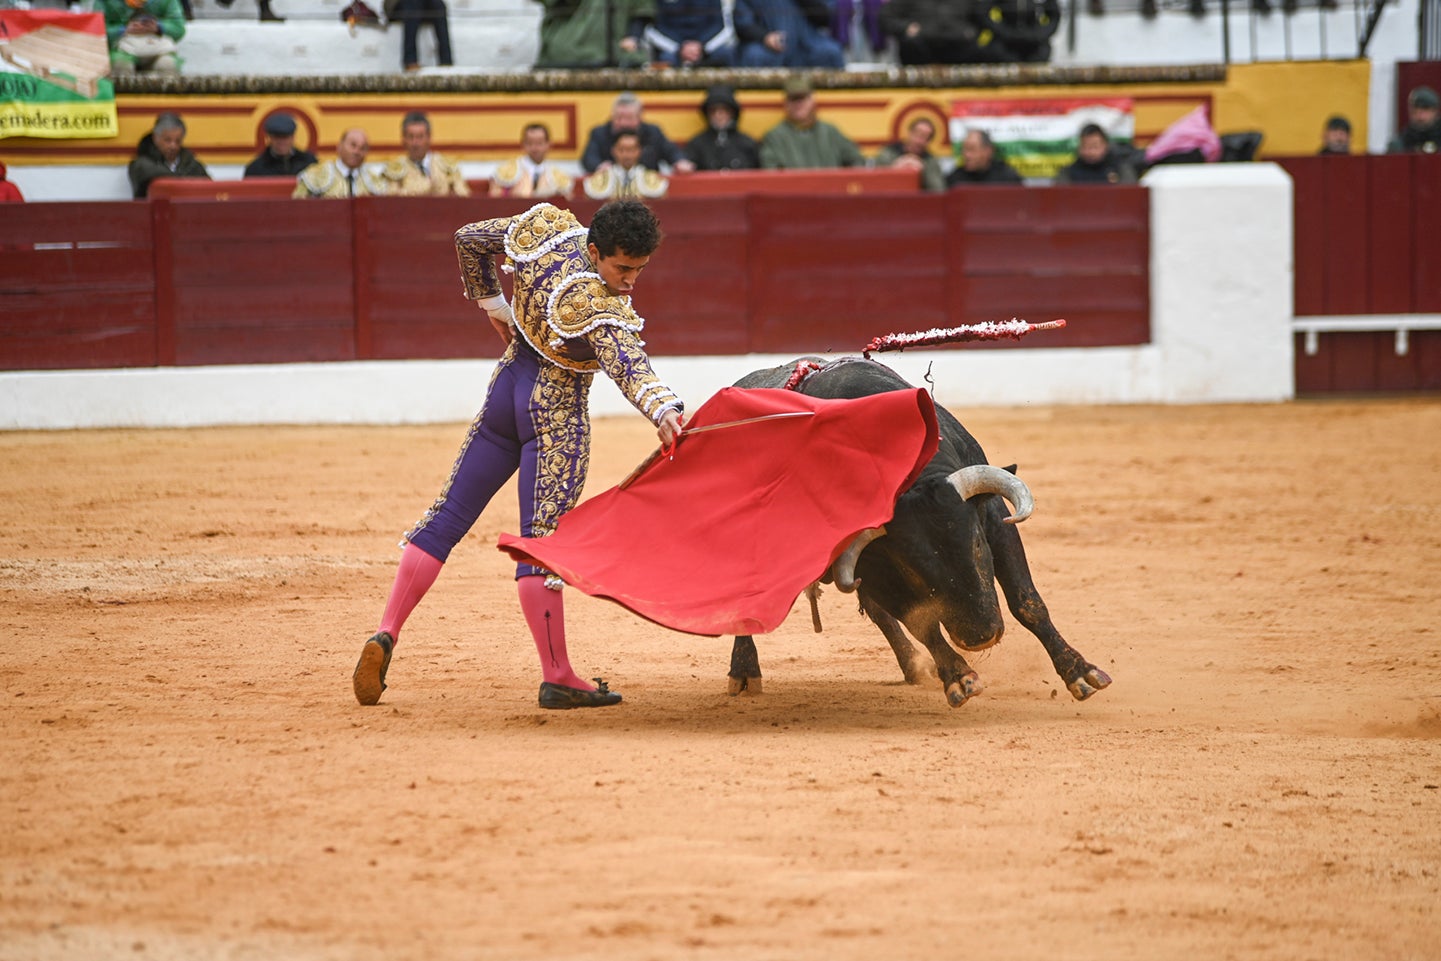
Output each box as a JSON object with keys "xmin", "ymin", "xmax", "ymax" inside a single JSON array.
[
  {"xmin": 727, "ymin": 635, "xmax": 763, "ymax": 695},
  {"xmin": 859, "ymin": 593, "xmax": 935, "ymax": 685},
  {"xmin": 914, "ymin": 623, "xmax": 983, "ymax": 707},
  {"xmin": 985, "ymin": 512, "xmax": 1112, "ymax": 700}
]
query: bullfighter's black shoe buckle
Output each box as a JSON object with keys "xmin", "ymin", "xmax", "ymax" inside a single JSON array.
[{"xmin": 538, "ymin": 678, "xmax": 622, "ymax": 710}]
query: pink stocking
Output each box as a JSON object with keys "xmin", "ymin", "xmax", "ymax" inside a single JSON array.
[
  {"xmin": 377, "ymin": 543, "xmax": 444, "ymax": 642},
  {"xmin": 517, "ymin": 575, "xmax": 591, "ymax": 690}
]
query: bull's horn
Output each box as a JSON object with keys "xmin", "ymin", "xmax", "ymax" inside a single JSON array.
[
  {"xmin": 946, "ymin": 465, "xmax": 1035, "ymax": 524},
  {"xmin": 833, "ymin": 527, "xmax": 886, "ymax": 593}
]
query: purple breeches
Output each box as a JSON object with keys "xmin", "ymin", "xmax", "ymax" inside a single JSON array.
[{"xmin": 404, "ymin": 342, "xmax": 591, "ymax": 578}]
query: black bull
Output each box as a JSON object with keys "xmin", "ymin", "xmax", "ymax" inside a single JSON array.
[{"xmin": 727, "ymin": 357, "xmax": 1112, "ymax": 707}]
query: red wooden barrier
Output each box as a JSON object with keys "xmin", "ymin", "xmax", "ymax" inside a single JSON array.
[
  {"xmin": 0, "ymin": 202, "xmax": 158, "ymax": 369},
  {"xmin": 1275, "ymin": 154, "xmax": 1441, "ymax": 392},
  {"xmin": 666, "ymin": 167, "xmax": 919, "ymax": 198},
  {"xmin": 1, "ymin": 192, "xmax": 1151, "ymax": 372}
]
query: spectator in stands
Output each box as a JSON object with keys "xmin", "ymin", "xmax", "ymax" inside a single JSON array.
[
  {"xmin": 533, "ymin": 0, "xmax": 652, "ymax": 69},
  {"xmin": 759, "ymin": 76, "xmax": 864, "ymax": 169},
  {"xmin": 1053, "ymin": 123, "xmax": 1137, "ymax": 184},
  {"xmin": 1318, "ymin": 115, "xmax": 1353, "ymax": 155},
  {"xmin": 243, "ymin": 113, "xmax": 318, "ymax": 179},
  {"xmin": 684, "ymin": 84, "xmax": 761, "ymax": 171},
  {"xmin": 214, "ymin": 0, "xmax": 285, "ymax": 22},
  {"xmin": 385, "ymin": 0, "xmax": 453, "ymax": 71},
  {"xmin": 630, "ymin": 0, "xmax": 739, "ymax": 67},
  {"xmin": 874, "ymin": 116, "xmax": 946, "ymax": 192},
  {"xmin": 489, "ymin": 123, "xmax": 576, "ymax": 198},
  {"xmin": 1387, "ymin": 86, "xmax": 1440, "ymax": 155},
  {"xmin": 0, "ymin": 161, "xmax": 24, "ymax": 203},
  {"xmin": 293, "ymin": 128, "xmax": 388, "ymax": 198},
  {"xmin": 981, "ymin": 0, "xmax": 1061, "ymax": 63},
  {"xmin": 581, "ymin": 92, "xmax": 695, "ymax": 174},
  {"xmin": 128, "ymin": 113, "xmax": 210, "ymax": 199},
  {"xmin": 101, "ymin": 0, "xmax": 186, "ymax": 76},
  {"xmin": 381, "ymin": 111, "xmax": 470, "ymax": 195},
  {"xmin": 945, "ymin": 128, "xmax": 1022, "ymax": 187},
  {"xmin": 734, "ymin": 0, "xmax": 845, "ymax": 68},
  {"xmin": 879, "ymin": 0, "xmax": 985, "ymax": 66},
  {"xmin": 582, "ymin": 130, "xmax": 670, "ymax": 199}
]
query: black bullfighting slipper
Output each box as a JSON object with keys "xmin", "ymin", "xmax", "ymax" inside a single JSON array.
[
  {"xmin": 352, "ymin": 631, "xmax": 394, "ymax": 706},
  {"xmin": 538, "ymin": 678, "xmax": 622, "ymax": 710}
]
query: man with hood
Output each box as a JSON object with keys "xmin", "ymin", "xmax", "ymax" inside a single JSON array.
[
  {"xmin": 1387, "ymin": 86, "xmax": 1440, "ymax": 155},
  {"xmin": 683, "ymin": 85, "xmax": 760, "ymax": 171},
  {"xmin": 128, "ymin": 113, "xmax": 211, "ymax": 199}
]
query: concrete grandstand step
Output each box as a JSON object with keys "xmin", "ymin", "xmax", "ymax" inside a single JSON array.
[
  {"xmin": 184, "ymin": 0, "xmax": 535, "ymax": 21},
  {"xmin": 177, "ymin": 11, "xmax": 539, "ymax": 73}
]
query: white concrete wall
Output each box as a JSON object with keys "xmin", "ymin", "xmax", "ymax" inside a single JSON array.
[{"xmin": 0, "ymin": 164, "xmax": 1296, "ymax": 428}]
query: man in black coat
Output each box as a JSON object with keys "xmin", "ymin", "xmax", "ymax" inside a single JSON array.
[
  {"xmin": 243, "ymin": 113, "xmax": 319, "ymax": 179},
  {"xmin": 683, "ymin": 85, "xmax": 760, "ymax": 171},
  {"xmin": 580, "ymin": 92, "xmax": 695, "ymax": 174},
  {"xmin": 945, "ymin": 128, "xmax": 1023, "ymax": 187}
]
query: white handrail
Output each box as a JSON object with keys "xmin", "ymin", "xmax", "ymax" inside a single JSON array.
[{"xmin": 1293, "ymin": 314, "xmax": 1441, "ymax": 356}]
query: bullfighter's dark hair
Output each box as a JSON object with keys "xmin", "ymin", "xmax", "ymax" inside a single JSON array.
[
  {"xmin": 401, "ymin": 111, "xmax": 431, "ymax": 133},
  {"xmin": 588, "ymin": 200, "xmax": 662, "ymax": 259}
]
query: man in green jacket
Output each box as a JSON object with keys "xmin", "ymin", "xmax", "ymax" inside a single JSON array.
[
  {"xmin": 100, "ymin": 0, "xmax": 186, "ymax": 76},
  {"xmin": 759, "ymin": 76, "xmax": 864, "ymax": 170},
  {"xmin": 533, "ymin": 0, "xmax": 653, "ymax": 68}
]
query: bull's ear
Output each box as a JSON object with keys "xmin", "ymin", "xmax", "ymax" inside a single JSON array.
[{"xmin": 1003, "ymin": 463, "xmax": 1018, "ymax": 475}]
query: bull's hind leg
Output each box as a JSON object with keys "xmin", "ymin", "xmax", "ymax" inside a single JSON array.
[
  {"xmin": 728, "ymin": 635, "xmax": 763, "ymax": 695},
  {"xmin": 859, "ymin": 594, "xmax": 936, "ymax": 685},
  {"xmin": 984, "ymin": 509, "xmax": 1112, "ymax": 700}
]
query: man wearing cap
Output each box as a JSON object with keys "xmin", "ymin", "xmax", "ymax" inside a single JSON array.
[
  {"xmin": 1318, "ymin": 115, "xmax": 1352, "ymax": 156},
  {"xmin": 1387, "ymin": 86, "xmax": 1440, "ymax": 154},
  {"xmin": 381, "ymin": 111, "xmax": 470, "ymax": 196},
  {"xmin": 759, "ymin": 77, "xmax": 864, "ymax": 170},
  {"xmin": 684, "ymin": 85, "xmax": 760, "ymax": 171},
  {"xmin": 244, "ymin": 114, "xmax": 319, "ymax": 179}
]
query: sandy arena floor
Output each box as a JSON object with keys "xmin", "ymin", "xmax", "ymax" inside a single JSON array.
[{"xmin": 2, "ymin": 396, "xmax": 1439, "ymax": 960}]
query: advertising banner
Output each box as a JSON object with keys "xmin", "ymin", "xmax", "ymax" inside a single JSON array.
[
  {"xmin": 0, "ymin": 10, "xmax": 116, "ymax": 140},
  {"xmin": 950, "ymin": 97, "xmax": 1134, "ymax": 179}
]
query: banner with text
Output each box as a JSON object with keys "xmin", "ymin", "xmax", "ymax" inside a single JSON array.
[
  {"xmin": 950, "ymin": 97, "xmax": 1134, "ymax": 180},
  {"xmin": 0, "ymin": 10, "xmax": 116, "ymax": 140}
]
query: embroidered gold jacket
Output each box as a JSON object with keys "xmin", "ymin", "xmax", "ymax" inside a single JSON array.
[
  {"xmin": 292, "ymin": 161, "xmax": 388, "ymax": 199},
  {"xmin": 380, "ymin": 153, "xmax": 471, "ymax": 196},
  {"xmin": 454, "ymin": 203, "xmax": 682, "ymax": 424},
  {"xmin": 488, "ymin": 157, "xmax": 574, "ymax": 200},
  {"xmin": 581, "ymin": 165, "xmax": 669, "ymax": 201}
]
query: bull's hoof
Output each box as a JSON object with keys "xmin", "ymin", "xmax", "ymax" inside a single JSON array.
[
  {"xmin": 945, "ymin": 673, "xmax": 983, "ymax": 707},
  {"xmin": 1067, "ymin": 667, "xmax": 1113, "ymax": 701},
  {"xmin": 727, "ymin": 675, "xmax": 763, "ymax": 696}
]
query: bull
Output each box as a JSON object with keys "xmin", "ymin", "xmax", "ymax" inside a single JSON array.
[{"xmin": 727, "ymin": 356, "xmax": 1112, "ymax": 707}]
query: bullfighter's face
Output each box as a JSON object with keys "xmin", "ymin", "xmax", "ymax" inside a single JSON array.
[{"xmin": 588, "ymin": 244, "xmax": 650, "ymax": 297}]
